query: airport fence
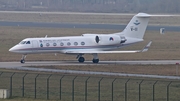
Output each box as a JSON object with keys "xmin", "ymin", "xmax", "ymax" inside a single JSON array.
[{"xmin": 0, "ymin": 71, "xmax": 180, "ymax": 101}]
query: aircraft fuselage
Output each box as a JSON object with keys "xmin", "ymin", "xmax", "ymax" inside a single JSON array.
[{"xmin": 9, "ymin": 34, "xmax": 143, "ymax": 54}]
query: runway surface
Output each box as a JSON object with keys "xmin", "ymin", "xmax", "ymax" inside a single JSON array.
[
  {"xmin": 1, "ymin": 60, "xmax": 180, "ymax": 80},
  {"xmin": 0, "ymin": 21, "xmax": 180, "ymax": 31}
]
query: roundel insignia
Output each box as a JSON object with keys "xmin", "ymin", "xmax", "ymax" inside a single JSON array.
[{"xmin": 109, "ymin": 37, "xmax": 114, "ymax": 41}]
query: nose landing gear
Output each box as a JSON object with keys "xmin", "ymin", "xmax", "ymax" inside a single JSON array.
[
  {"xmin": 92, "ymin": 53, "xmax": 99, "ymax": 63},
  {"xmin": 20, "ymin": 55, "xmax": 26, "ymax": 64}
]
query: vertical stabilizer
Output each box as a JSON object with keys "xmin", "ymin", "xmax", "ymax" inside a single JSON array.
[{"xmin": 123, "ymin": 13, "xmax": 151, "ymax": 39}]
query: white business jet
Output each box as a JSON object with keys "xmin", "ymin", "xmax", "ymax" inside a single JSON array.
[{"xmin": 9, "ymin": 13, "xmax": 152, "ymax": 64}]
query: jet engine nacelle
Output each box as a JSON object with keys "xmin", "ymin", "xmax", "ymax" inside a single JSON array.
[
  {"xmin": 82, "ymin": 34, "xmax": 96, "ymax": 36},
  {"xmin": 120, "ymin": 36, "xmax": 127, "ymax": 44},
  {"xmin": 82, "ymin": 34, "xmax": 126, "ymax": 45}
]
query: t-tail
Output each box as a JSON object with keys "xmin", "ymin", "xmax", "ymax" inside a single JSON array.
[{"xmin": 121, "ymin": 13, "xmax": 151, "ymax": 39}]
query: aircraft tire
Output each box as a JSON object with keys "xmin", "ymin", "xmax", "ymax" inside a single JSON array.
[
  {"xmin": 92, "ymin": 59, "xmax": 99, "ymax": 63},
  {"xmin": 20, "ymin": 59, "xmax": 25, "ymax": 64},
  {"xmin": 78, "ymin": 57, "xmax": 85, "ymax": 63}
]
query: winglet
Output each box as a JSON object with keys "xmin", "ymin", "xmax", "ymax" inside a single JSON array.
[{"xmin": 141, "ymin": 41, "xmax": 152, "ymax": 52}]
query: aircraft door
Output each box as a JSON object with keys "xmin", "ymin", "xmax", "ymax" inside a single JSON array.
[{"xmin": 32, "ymin": 40, "xmax": 38, "ymax": 52}]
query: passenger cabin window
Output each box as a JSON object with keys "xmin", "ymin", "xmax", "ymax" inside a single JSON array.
[
  {"xmin": 74, "ymin": 42, "xmax": 78, "ymax": 46},
  {"xmin": 81, "ymin": 42, "xmax": 85, "ymax": 46},
  {"xmin": 67, "ymin": 42, "xmax": 71, "ymax": 46},
  {"xmin": 53, "ymin": 43, "xmax": 57, "ymax": 46},
  {"xmin": 26, "ymin": 41, "xmax": 30, "ymax": 44},
  {"xmin": 60, "ymin": 42, "xmax": 64, "ymax": 46}
]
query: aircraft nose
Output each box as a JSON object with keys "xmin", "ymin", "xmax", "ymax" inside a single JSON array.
[
  {"xmin": 9, "ymin": 46, "xmax": 16, "ymax": 52},
  {"xmin": 9, "ymin": 47, "xmax": 14, "ymax": 52}
]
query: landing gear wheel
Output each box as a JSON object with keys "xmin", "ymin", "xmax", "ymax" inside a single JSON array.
[
  {"xmin": 92, "ymin": 59, "xmax": 99, "ymax": 63},
  {"xmin": 20, "ymin": 59, "xmax": 25, "ymax": 64},
  {"xmin": 78, "ymin": 57, "xmax": 85, "ymax": 63}
]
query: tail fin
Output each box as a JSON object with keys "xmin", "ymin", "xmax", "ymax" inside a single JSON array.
[{"xmin": 123, "ymin": 13, "xmax": 151, "ymax": 39}]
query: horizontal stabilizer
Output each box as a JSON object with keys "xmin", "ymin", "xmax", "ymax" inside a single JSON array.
[
  {"xmin": 141, "ymin": 41, "xmax": 152, "ymax": 52},
  {"xmin": 65, "ymin": 41, "xmax": 152, "ymax": 54},
  {"xmin": 136, "ymin": 13, "xmax": 151, "ymax": 18},
  {"xmin": 136, "ymin": 13, "xmax": 178, "ymax": 18}
]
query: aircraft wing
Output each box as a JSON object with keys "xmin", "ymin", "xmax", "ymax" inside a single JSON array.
[{"xmin": 65, "ymin": 41, "xmax": 152, "ymax": 54}]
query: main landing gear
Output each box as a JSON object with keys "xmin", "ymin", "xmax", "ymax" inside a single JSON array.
[
  {"xmin": 92, "ymin": 53, "xmax": 99, "ymax": 63},
  {"xmin": 92, "ymin": 59, "xmax": 99, "ymax": 63},
  {"xmin": 78, "ymin": 57, "xmax": 85, "ymax": 63},
  {"xmin": 77, "ymin": 53, "xmax": 99, "ymax": 63},
  {"xmin": 20, "ymin": 55, "xmax": 26, "ymax": 64},
  {"xmin": 77, "ymin": 54, "xmax": 85, "ymax": 63}
]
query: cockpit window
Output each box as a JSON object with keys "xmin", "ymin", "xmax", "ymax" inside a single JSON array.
[
  {"xmin": 26, "ymin": 41, "xmax": 30, "ymax": 44},
  {"xmin": 20, "ymin": 41, "xmax": 26, "ymax": 44},
  {"xmin": 19, "ymin": 41, "xmax": 31, "ymax": 44}
]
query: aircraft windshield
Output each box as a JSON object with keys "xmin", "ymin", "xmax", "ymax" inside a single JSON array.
[
  {"xmin": 26, "ymin": 41, "xmax": 30, "ymax": 44},
  {"xmin": 19, "ymin": 40, "xmax": 31, "ymax": 45},
  {"xmin": 19, "ymin": 41, "xmax": 26, "ymax": 44}
]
